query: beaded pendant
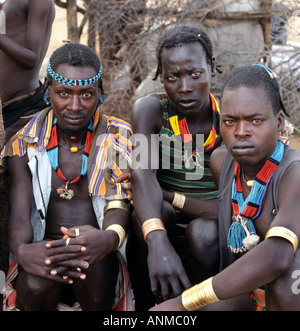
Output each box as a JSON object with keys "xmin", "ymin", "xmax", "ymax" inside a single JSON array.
[{"xmin": 56, "ymin": 181, "xmax": 75, "ymax": 200}]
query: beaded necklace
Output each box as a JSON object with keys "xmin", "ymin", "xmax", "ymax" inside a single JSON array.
[
  {"xmin": 46, "ymin": 117, "xmax": 94, "ymax": 200},
  {"xmin": 58, "ymin": 142, "xmax": 85, "ymax": 153},
  {"xmin": 227, "ymin": 139, "xmax": 285, "ymax": 253},
  {"xmin": 169, "ymin": 93, "xmax": 220, "ymax": 168}
]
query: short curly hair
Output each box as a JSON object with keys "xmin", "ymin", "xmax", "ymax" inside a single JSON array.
[
  {"xmin": 153, "ymin": 25, "xmax": 218, "ymax": 80},
  {"xmin": 221, "ymin": 65, "xmax": 288, "ymax": 117}
]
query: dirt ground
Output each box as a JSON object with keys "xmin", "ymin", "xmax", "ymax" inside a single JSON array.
[{"xmin": 290, "ymin": 132, "xmax": 300, "ymax": 150}]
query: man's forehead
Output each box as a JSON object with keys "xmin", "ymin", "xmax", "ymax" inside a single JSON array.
[
  {"xmin": 56, "ymin": 63, "xmax": 96, "ymax": 76},
  {"xmin": 221, "ymin": 87, "xmax": 274, "ymax": 116},
  {"xmin": 163, "ymin": 42, "xmax": 206, "ymax": 58},
  {"xmin": 162, "ymin": 43, "xmax": 208, "ymax": 68}
]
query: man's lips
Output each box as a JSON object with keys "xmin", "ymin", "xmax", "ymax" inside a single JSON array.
[
  {"xmin": 178, "ymin": 99, "xmax": 197, "ymax": 108},
  {"xmin": 232, "ymin": 143, "xmax": 255, "ymax": 154},
  {"xmin": 63, "ymin": 115, "xmax": 84, "ymax": 124}
]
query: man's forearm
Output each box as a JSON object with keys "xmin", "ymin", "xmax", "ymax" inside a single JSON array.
[
  {"xmin": 131, "ymin": 169, "xmax": 164, "ymax": 223},
  {"xmin": 0, "ymin": 35, "xmax": 38, "ymax": 68},
  {"xmin": 163, "ymin": 190, "xmax": 219, "ymax": 220}
]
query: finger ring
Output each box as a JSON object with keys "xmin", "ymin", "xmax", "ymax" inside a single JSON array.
[
  {"xmin": 65, "ymin": 237, "xmax": 71, "ymax": 246},
  {"xmin": 76, "ymin": 267, "xmax": 82, "ymax": 272},
  {"xmin": 75, "ymin": 228, "xmax": 80, "ymax": 238}
]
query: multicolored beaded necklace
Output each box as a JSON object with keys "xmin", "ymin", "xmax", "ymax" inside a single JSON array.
[
  {"xmin": 46, "ymin": 117, "xmax": 94, "ymax": 200},
  {"xmin": 168, "ymin": 93, "xmax": 220, "ymax": 168},
  {"xmin": 227, "ymin": 139, "xmax": 285, "ymax": 253}
]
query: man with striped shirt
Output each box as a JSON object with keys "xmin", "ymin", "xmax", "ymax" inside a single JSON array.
[
  {"xmin": 0, "ymin": 44, "xmax": 133, "ymax": 311},
  {"xmin": 127, "ymin": 26, "xmax": 222, "ymax": 310}
]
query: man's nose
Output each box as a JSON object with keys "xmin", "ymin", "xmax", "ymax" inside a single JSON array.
[
  {"xmin": 178, "ymin": 77, "xmax": 192, "ymax": 94},
  {"xmin": 235, "ymin": 121, "xmax": 251, "ymax": 137},
  {"xmin": 68, "ymin": 95, "xmax": 81, "ymax": 111}
]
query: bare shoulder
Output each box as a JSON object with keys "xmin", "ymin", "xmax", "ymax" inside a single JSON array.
[
  {"xmin": 132, "ymin": 93, "xmax": 161, "ymax": 116},
  {"xmin": 7, "ymin": 154, "xmax": 30, "ymax": 179},
  {"xmin": 132, "ymin": 93, "xmax": 163, "ymax": 134},
  {"xmin": 28, "ymin": 0, "xmax": 54, "ymax": 9},
  {"xmin": 273, "ymin": 156, "xmax": 300, "ymax": 234},
  {"xmin": 28, "ymin": 0, "xmax": 55, "ymax": 16},
  {"xmin": 210, "ymin": 145, "xmax": 228, "ymax": 187},
  {"xmin": 278, "ymin": 159, "xmax": 300, "ymax": 201}
]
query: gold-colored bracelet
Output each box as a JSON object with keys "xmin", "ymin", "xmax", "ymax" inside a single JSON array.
[
  {"xmin": 265, "ymin": 226, "xmax": 299, "ymax": 253},
  {"xmin": 105, "ymin": 224, "xmax": 126, "ymax": 249},
  {"xmin": 103, "ymin": 200, "xmax": 130, "ymax": 216},
  {"xmin": 181, "ymin": 277, "xmax": 220, "ymax": 311},
  {"xmin": 141, "ymin": 218, "xmax": 166, "ymax": 241},
  {"xmin": 172, "ymin": 192, "xmax": 186, "ymax": 210}
]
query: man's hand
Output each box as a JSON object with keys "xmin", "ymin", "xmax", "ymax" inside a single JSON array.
[
  {"xmin": 114, "ymin": 172, "xmax": 133, "ymax": 204},
  {"xmin": 15, "ymin": 240, "xmax": 76, "ymax": 284},
  {"xmin": 45, "ymin": 225, "xmax": 117, "ymax": 276},
  {"xmin": 146, "ymin": 231, "xmax": 191, "ymax": 300}
]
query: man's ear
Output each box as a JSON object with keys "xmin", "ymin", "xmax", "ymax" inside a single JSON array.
[{"xmin": 276, "ymin": 110, "xmax": 285, "ymax": 132}]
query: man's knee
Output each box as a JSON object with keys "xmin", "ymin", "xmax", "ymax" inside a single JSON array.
[
  {"xmin": 185, "ymin": 219, "xmax": 219, "ymax": 255},
  {"xmin": 16, "ymin": 270, "xmax": 57, "ymax": 298}
]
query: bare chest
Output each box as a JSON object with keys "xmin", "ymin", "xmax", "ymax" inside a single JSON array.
[{"xmin": 45, "ymin": 150, "xmax": 98, "ymax": 238}]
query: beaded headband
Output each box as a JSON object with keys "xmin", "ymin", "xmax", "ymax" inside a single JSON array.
[
  {"xmin": 252, "ymin": 64, "xmax": 280, "ymax": 87},
  {"xmin": 47, "ymin": 58, "xmax": 102, "ymax": 86}
]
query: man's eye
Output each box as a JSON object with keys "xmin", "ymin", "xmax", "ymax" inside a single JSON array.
[
  {"xmin": 59, "ymin": 91, "xmax": 68, "ymax": 97},
  {"xmin": 224, "ymin": 120, "xmax": 234, "ymax": 125},
  {"xmin": 167, "ymin": 75, "xmax": 177, "ymax": 81},
  {"xmin": 82, "ymin": 92, "xmax": 92, "ymax": 97},
  {"xmin": 252, "ymin": 119, "xmax": 264, "ymax": 124},
  {"xmin": 191, "ymin": 72, "xmax": 201, "ymax": 78}
]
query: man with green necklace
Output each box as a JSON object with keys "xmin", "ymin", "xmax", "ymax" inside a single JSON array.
[
  {"xmin": 151, "ymin": 64, "xmax": 300, "ymax": 311},
  {"xmin": 0, "ymin": 43, "xmax": 133, "ymax": 311}
]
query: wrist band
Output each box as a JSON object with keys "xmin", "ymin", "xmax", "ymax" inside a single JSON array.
[
  {"xmin": 103, "ymin": 200, "xmax": 130, "ymax": 216},
  {"xmin": 182, "ymin": 277, "xmax": 220, "ymax": 311},
  {"xmin": 141, "ymin": 218, "xmax": 166, "ymax": 241},
  {"xmin": 265, "ymin": 226, "xmax": 298, "ymax": 253},
  {"xmin": 105, "ymin": 224, "xmax": 126, "ymax": 248},
  {"xmin": 172, "ymin": 192, "xmax": 186, "ymax": 210}
]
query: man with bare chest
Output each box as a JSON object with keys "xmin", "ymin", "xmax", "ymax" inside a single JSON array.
[
  {"xmin": 0, "ymin": 43, "xmax": 133, "ymax": 311},
  {"xmin": 0, "ymin": 0, "xmax": 55, "ymax": 141}
]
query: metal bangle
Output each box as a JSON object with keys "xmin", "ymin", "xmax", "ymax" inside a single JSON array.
[
  {"xmin": 182, "ymin": 277, "xmax": 219, "ymax": 311},
  {"xmin": 172, "ymin": 192, "xmax": 186, "ymax": 210},
  {"xmin": 265, "ymin": 226, "xmax": 298, "ymax": 253},
  {"xmin": 105, "ymin": 224, "xmax": 126, "ymax": 248},
  {"xmin": 103, "ymin": 200, "xmax": 130, "ymax": 216},
  {"xmin": 141, "ymin": 218, "xmax": 166, "ymax": 241}
]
